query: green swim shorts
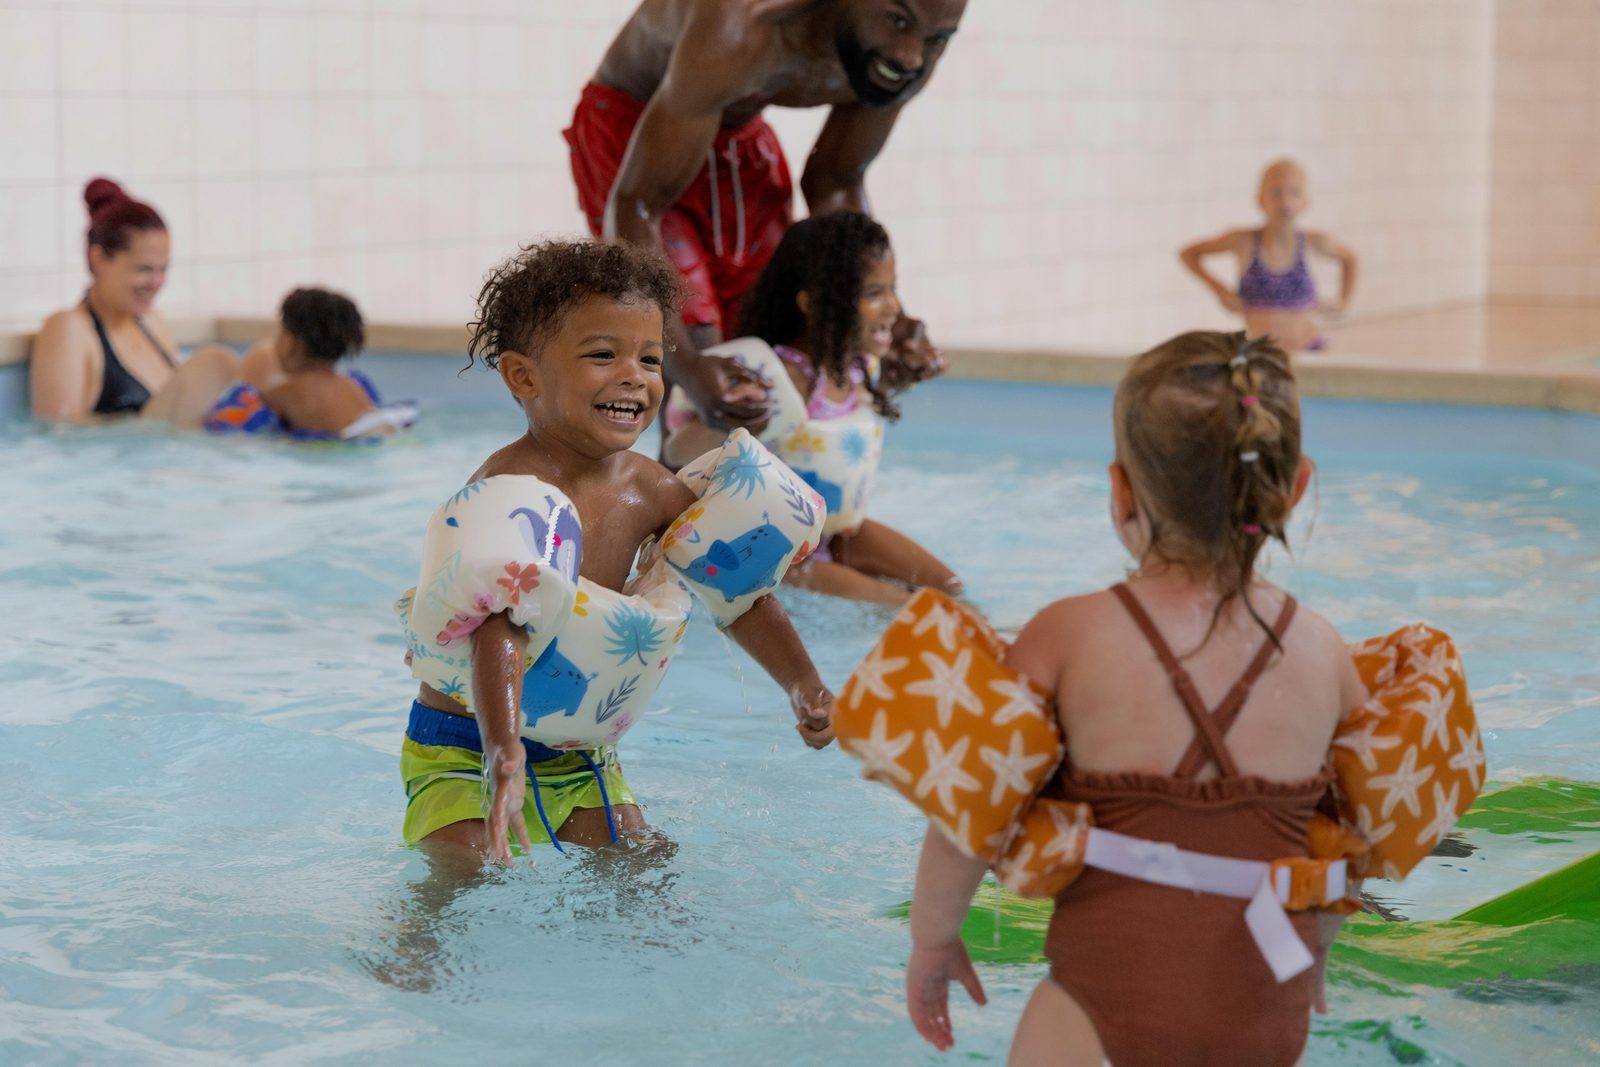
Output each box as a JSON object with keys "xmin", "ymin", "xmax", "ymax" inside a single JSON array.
[{"xmin": 400, "ymin": 736, "xmax": 635, "ymax": 846}]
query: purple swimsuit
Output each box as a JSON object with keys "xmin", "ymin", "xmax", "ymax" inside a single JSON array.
[
  {"xmin": 773, "ymin": 343, "xmax": 866, "ymax": 418},
  {"xmin": 1237, "ymin": 231, "xmax": 1317, "ymax": 312}
]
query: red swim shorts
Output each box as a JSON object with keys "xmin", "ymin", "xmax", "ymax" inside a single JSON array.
[{"xmin": 565, "ymin": 82, "xmax": 794, "ymax": 333}]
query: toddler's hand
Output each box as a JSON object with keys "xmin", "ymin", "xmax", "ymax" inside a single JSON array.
[
  {"xmin": 484, "ymin": 745, "xmax": 531, "ymax": 863},
  {"xmin": 791, "ymin": 684, "xmax": 836, "ymax": 750},
  {"xmin": 906, "ymin": 938, "xmax": 987, "ymax": 1051}
]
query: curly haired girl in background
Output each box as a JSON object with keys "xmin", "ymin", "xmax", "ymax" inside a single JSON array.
[{"xmin": 665, "ymin": 213, "xmax": 962, "ymax": 607}]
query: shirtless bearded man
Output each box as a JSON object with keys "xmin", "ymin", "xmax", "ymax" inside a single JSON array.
[{"xmin": 566, "ymin": 0, "xmax": 966, "ymax": 430}]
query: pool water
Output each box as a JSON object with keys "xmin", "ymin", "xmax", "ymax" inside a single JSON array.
[{"xmin": 1, "ymin": 363, "xmax": 1597, "ymax": 1065}]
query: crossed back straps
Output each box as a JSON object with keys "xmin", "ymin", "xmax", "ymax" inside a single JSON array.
[{"xmin": 1109, "ymin": 583, "xmax": 1297, "ymax": 779}]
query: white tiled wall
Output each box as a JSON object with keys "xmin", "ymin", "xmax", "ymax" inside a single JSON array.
[
  {"xmin": 1489, "ymin": 0, "xmax": 1600, "ymax": 304},
  {"xmin": 0, "ymin": 0, "xmax": 1518, "ymax": 354}
]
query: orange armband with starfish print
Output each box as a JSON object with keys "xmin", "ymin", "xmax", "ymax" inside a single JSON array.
[
  {"xmin": 836, "ymin": 590, "xmax": 1093, "ymax": 898},
  {"xmin": 1319, "ymin": 624, "xmax": 1484, "ymax": 882}
]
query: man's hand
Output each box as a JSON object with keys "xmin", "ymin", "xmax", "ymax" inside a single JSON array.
[
  {"xmin": 878, "ymin": 314, "xmax": 947, "ymax": 393},
  {"xmin": 678, "ymin": 351, "xmax": 772, "ymax": 432}
]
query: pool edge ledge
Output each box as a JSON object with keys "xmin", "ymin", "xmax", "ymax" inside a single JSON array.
[
  {"xmin": 944, "ymin": 348, "xmax": 1600, "ymax": 415},
  {"xmin": 3, "ymin": 318, "xmax": 1598, "ymax": 416}
]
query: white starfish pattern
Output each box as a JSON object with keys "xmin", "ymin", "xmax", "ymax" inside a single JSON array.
[
  {"xmin": 912, "ymin": 601, "xmax": 963, "ymax": 652},
  {"xmin": 1367, "ymin": 746, "xmax": 1435, "ymax": 820},
  {"xmin": 988, "ymin": 677, "xmax": 1044, "ymax": 726},
  {"xmin": 915, "ymin": 731, "xmax": 981, "ymax": 815},
  {"xmin": 1407, "ymin": 681, "xmax": 1457, "ymax": 754},
  {"xmin": 1353, "ymin": 802, "xmax": 1396, "ymax": 850},
  {"xmin": 1359, "ymin": 643, "xmax": 1398, "ymax": 687},
  {"xmin": 978, "ymin": 733, "xmax": 1055, "ymax": 806},
  {"xmin": 943, "ymin": 809, "xmax": 976, "ymax": 855},
  {"xmin": 1402, "ymin": 639, "xmax": 1456, "ymax": 690},
  {"xmin": 1447, "ymin": 723, "xmax": 1486, "ymax": 790},
  {"xmin": 1331, "ymin": 718, "xmax": 1403, "ymax": 773},
  {"xmin": 1038, "ymin": 803, "xmax": 1091, "ymax": 865},
  {"xmin": 942, "ymin": 810, "xmax": 1008, "ymax": 859},
  {"xmin": 977, "ymin": 819, "xmax": 1010, "ymax": 858},
  {"xmin": 847, "ymin": 709, "xmax": 914, "ymax": 785},
  {"xmin": 1415, "ymin": 780, "xmax": 1462, "ymax": 849},
  {"xmin": 999, "ymin": 841, "xmax": 1037, "ymax": 891},
  {"xmin": 905, "ymin": 648, "xmax": 983, "ymax": 729},
  {"xmin": 847, "ymin": 644, "xmax": 908, "ymax": 711}
]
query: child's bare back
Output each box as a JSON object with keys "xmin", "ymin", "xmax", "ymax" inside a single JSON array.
[{"xmin": 1011, "ymin": 578, "xmax": 1361, "ymax": 785}]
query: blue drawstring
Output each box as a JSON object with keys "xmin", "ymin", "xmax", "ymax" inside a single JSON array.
[
  {"xmin": 576, "ymin": 749, "xmax": 620, "ymax": 844},
  {"xmin": 524, "ymin": 756, "xmax": 566, "ymax": 855},
  {"xmin": 406, "ymin": 701, "xmax": 616, "ymax": 853}
]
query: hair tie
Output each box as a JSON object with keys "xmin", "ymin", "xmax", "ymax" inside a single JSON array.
[
  {"xmin": 1239, "ymin": 450, "xmax": 1259, "ymax": 463},
  {"xmin": 1228, "ymin": 354, "xmax": 1248, "ymax": 369},
  {"xmin": 1243, "ymin": 523, "xmax": 1263, "ymax": 536},
  {"xmin": 1240, "ymin": 394, "xmax": 1259, "ymax": 408}
]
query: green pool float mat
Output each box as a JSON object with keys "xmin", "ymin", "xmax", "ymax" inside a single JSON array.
[{"xmin": 893, "ymin": 778, "xmax": 1600, "ymax": 986}]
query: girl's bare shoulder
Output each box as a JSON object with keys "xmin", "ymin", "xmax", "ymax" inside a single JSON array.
[{"xmin": 1008, "ymin": 588, "xmax": 1122, "ymax": 689}]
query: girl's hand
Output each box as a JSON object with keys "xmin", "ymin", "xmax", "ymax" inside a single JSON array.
[
  {"xmin": 483, "ymin": 744, "xmax": 532, "ymax": 863},
  {"xmin": 881, "ymin": 315, "xmax": 947, "ymax": 392},
  {"xmin": 1218, "ymin": 289, "xmax": 1244, "ymax": 313},
  {"xmin": 906, "ymin": 938, "xmax": 987, "ymax": 1050},
  {"xmin": 1318, "ymin": 298, "xmax": 1347, "ymax": 319},
  {"xmin": 790, "ymin": 684, "xmax": 836, "ymax": 749}
]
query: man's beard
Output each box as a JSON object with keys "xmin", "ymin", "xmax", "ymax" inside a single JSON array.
[{"xmin": 836, "ymin": 30, "xmax": 919, "ymax": 108}]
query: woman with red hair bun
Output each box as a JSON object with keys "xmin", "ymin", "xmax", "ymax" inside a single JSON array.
[{"xmin": 30, "ymin": 177, "xmax": 240, "ymax": 425}]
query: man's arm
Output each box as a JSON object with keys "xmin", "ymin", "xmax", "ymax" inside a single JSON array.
[
  {"xmin": 803, "ymin": 101, "xmax": 953, "ymax": 385},
  {"xmin": 603, "ymin": 6, "xmax": 774, "ymax": 425},
  {"xmin": 799, "ymin": 102, "xmax": 904, "ymax": 216}
]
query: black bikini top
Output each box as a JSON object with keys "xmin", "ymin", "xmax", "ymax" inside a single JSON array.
[{"xmin": 85, "ymin": 295, "xmax": 177, "ymax": 415}]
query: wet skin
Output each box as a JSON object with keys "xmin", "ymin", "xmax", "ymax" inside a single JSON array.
[{"xmin": 592, "ymin": 0, "xmax": 966, "ymax": 427}]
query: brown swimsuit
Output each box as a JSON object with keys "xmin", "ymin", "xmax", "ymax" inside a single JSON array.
[{"xmin": 1044, "ymin": 584, "xmax": 1331, "ymax": 1067}]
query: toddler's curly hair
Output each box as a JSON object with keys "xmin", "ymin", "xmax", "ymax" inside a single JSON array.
[{"xmin": 467, "ymin": 239, "xmax": 683, "ymax": 369}]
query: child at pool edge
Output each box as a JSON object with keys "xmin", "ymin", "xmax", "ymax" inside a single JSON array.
[
  {"xmin": 904, "ymin": 332, "xmax": 1367, "ymax": 1065},
  {"xmin": 409, "ymin": 240, "xmax": 836, "ymax": 864},
  {"xmin": 237, "ymin": 288, "xmax": 385, "ymax": 436},
  {"xmin": 663, "ymin": 213, "xmax": 962, "ymax": 607},
  {"xmin": 1180, "ymin": 159, "xmax": 1359, "ymax": 353}
]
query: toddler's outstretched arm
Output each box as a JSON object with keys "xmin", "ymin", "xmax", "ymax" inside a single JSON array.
[
  {"xmin": 724, "ymin": 593, "xmax": 836, "ymax": 749},
  {"xmin": 906, "ymin": 825, "xmax": 989, "ymax": 1050},
  {"xmin": 469, "ymin": 612, "xmax": 533, "ymax": 863}
]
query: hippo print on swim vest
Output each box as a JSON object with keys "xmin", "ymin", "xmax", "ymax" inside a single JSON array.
[
  {"xmin": 796, "ymin": 470, "xmax": 844, "ymax": 518},
  {"xmin": 510, "ymin": 497, "xmax": 583, "ymax": 584},
  {"xmin": 521, "ymin": 638, "xmax": 598, "ymax": 727},
  {"xmin": 683, "ymin": 519, "xmax": 796, "ymax": 602}
]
